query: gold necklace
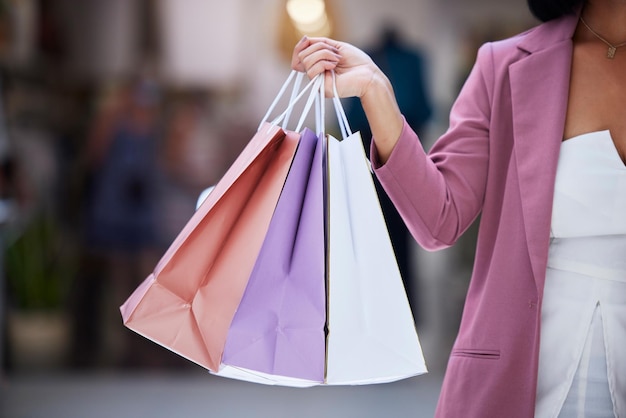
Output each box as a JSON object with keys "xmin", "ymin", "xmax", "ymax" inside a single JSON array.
[{"xmin": 580, "ymin": 17, "xmax": 626, "ymax": 59}]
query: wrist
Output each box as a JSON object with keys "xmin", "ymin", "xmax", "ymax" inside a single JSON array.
[
  {"xmin": 359, "ymin": 67, "xmax": 392, "ymax": 101},
  {"xmin": 358, "ymin": 67, "xmax": 403, "ymax": 163}
]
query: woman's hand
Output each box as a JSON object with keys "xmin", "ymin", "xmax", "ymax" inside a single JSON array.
[
  {"xmin": 291, "ymin": 36, "xmax": 380, "ymax": 99},
  {"xmin": 292, "ymin": 36, "xmax": 404, "ymax": 163}
]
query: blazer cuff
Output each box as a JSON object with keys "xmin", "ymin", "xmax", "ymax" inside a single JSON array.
[{"xmin": 370, "ymin": 117, "xmax": 422, "ymax": 174}]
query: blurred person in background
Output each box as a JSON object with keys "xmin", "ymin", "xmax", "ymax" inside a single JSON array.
[
  {"xmin": 292, "ymin": 0, "xmax": 625, "ymax": 417},
  {"xmin": 71, "ymin": 76, "xmax": 164, "ymax": 368},
  {"xmin": 158, "ymin": 91, "xmax": 226, "ymax": 245}
]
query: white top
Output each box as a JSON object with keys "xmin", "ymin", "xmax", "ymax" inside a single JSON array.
[{"xmin": 535, "ymin": 131, "xmax": 626, "ymax": 418}]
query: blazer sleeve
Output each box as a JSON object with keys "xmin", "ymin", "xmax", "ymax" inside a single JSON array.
[{"xmin": 372, "ymin": 43, "xmax": 495, "ymax": 250}]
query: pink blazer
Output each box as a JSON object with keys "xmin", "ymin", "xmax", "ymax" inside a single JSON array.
[{"xmin": 372, "ymin": 13, "xmax": 580, "ymax": 418}]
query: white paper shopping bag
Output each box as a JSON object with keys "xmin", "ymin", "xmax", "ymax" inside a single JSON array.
[{"xmin": 324, "ymin": 81, "xmax": 427, "ymax": 384}]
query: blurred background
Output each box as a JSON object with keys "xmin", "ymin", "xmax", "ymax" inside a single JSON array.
[{"xmin": 0, "ymin": 0, "xmax": 535, "ymax": 416}]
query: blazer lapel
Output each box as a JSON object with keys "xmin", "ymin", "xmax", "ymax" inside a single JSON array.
[{"xmin": 509, "ymin": 13, "xmax": 579, "ymax": 293}]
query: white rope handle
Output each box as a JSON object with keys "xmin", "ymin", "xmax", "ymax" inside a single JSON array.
[
  {"xmin": 259, "ymin": 70, "xmax": 296, "ymax": 131},
  {"xmin": 258, "ymin": 70, "xmax": 317, "ymax": 132},
  {"xmin": 295, "ymin": 74, "xmax": 324, "ymax": 132},
  {"xmin": 282, "ymin": 71, "xmax": 304, "ymax": 129},
  {"xmin": 265, "ymin": 73, "xmax": 323, "ymax": 133},
  {"xmin": 331, "ymin": 71, "xmax": 352, "ymax": 140},
  {"xmin": 330, "ymin": 70, "xmax": 373, "ymax": 172},
  {"xmin": 316, "ymin": 74, "xmax": 325, "ymax": 136}
]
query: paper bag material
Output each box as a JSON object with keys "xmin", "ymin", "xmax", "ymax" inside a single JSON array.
[
  {"xmin": 324, "ymin": 132, "xmax": 427, "ymax": 385},
  {"xmin": 220, "ymin": 128, "xmax": 326, "ymax": 383},
  {"xmin": 120, "ymin": 123, "xmax": 299, "ymax": 371}
]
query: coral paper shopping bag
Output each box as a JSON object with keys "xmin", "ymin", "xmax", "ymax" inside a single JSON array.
[
  {"xmin": 120, "ymin": 71, "xmax": 320, "ymax": 372},
  {"xmin": 120, "ymin": 122, "xmax": 299, "ymax": 373}
]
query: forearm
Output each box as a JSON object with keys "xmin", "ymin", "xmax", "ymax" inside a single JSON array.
[{"xmin": 360, "ymin": 69, "xmax": 404, "ymax": 163}]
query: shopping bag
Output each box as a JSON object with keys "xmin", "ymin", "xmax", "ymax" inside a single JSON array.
[
  {"xmin": 324, "ymin": 132, "xmax": 427, "ymax": 383},
  {"xmin": 120, "ymin": 72, "xmax": 316, "ymax": 372},
  {"xmin": 324, "ymin": 79, "xmax": 427, "ymax": 384},
  {"xmin": 121, "ymin": 70, "xmax": 426, "ymax": 385},
  {"xmin": 218, "ymin": 127, "xmax": 326, "ymax": 386},
  {"xmin": 215, "ymin": 73, "xmax": 425, "ymax": 386},
  {"xmin": 326, "ymin": 133, "xmax": 426, "ymax": 385}
]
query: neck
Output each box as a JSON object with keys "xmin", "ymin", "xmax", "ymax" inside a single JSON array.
[{"xmin": 581, "ymin": 0, "xmax": 626, "ymax": 43}]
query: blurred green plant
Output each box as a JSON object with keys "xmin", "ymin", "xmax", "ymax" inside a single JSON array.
[{"xmin": 5, "ymin": 212, "xmax": 76, "ymax": 311}]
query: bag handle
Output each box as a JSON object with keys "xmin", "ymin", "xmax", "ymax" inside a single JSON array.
[
  {"xmin": 282, "ymin": 71, "xmax": 304, "ymax": 129},
  {"xmin": 259, "ymin": 70, "xmax": 297, "ymax": 131},
  {"xmin": 270, "ymin": 71, "xmax": 325, "ymax": 137},
  {"xmin": 316, "ymin": 74, "xmax": 325, "ymax": 136},
  {"xmin": 293, "ymin": 74, "xmax": 323, "ymax": 133},
  {"xmin": 330, "ymin": 71, "xmax": 352, "ymax": 140},
  {"xmin": 259, "ymin": 70, "xmax": 324, "ymax": 133},
  {"xmin": 262, "ymin": 74, "xmax": 323, "ymax": 134},
  {"xmin": 329, "ymin": 70, "xmax": 373, "ymax": 172}
]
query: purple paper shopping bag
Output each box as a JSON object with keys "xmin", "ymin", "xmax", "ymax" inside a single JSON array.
[{"xmin": 220, "ymin": 127, "xmax": 326, "ymax": 384}]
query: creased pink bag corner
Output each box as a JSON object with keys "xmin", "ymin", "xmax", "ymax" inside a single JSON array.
[{"xmin": 120, "ymin": 124, "xmax": 299, "ymax": 372}]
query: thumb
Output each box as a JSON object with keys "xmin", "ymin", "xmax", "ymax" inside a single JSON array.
[{"xmin": 291, "ymin": 36, "xmax": 309, "ymax": 72}]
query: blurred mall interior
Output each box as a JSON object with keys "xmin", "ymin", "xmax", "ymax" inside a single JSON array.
[{"xmin": 0, "ymin": 0, "xmax": 536, "ymax": 416}]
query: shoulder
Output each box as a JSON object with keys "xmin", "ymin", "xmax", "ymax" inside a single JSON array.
[
  {"xmin": 476, "ymin": 13, "xmax": 578, "ymax": 67},
  {"xmin": 468, "ymin": 15, "xmax": 576, "ymax": 92},
  {"xmin": 475, "ymin": 24, "xmax": 539, "ymax": 69}
]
